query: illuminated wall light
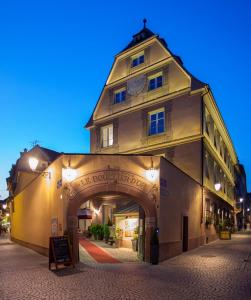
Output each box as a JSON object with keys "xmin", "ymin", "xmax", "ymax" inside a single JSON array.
[
  {"xmin": 28, "ymin": 157, "xmax": 39, "ymax": 171},
  {"xmin": 239, "ymin": 198, "xmax": 243, "ymax": 203},
  {"xmin": 214, "ymin": 182, "xmax": 221, "ymax": 191},
  {"xmin": 6, "ymin": 213, "xmax": 10, "ymax": 217},
  {"xmin": 60, "ymin": 194, "xmax": 63, "ymax": 199},
  {"xmin": 145, "ymin": 158, "xmax": 159, "ymax": 182},
  {"xmin": 94, "ymin": 208, "xmax": 100, "ymax": 215},
  {"xmin": 28, "ymin": 157, "xmax": 51, "ymax": 179},
  {"xmin": 2, "ymin": 204, "xmax": 7, "ymax": 210},
  {"xmin": 145, "ymin": 168, "xmax": 159, "ymax": 182},
  {"xmin": 62, "ymin": 167, "xmax": 77, "ymax": 182}
]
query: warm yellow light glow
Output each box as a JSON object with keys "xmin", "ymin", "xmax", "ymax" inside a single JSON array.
[
  {"xmin": 6, "ymin": 213, "xmax": 10, "ymax": 217},
  {"xmin": 145, "ymin": 168, "xmax": 159, "ymax": 182},
  {"xmin": 62, "ymin": 167, "xmax": 77, "ymax": 182},
  {"xmin": 94, "ymin": 208, "xmax": 100, "ymax": 215},
  {"xmin": 29, "ymin": 157, "xmax": 39, "ymax": 171},
  {"xmin": 214, "ymin": 183, "xmax": 221, "ymax": 191},
  {"xmin": 2, "ymin": 204, "xmax": 7, "ymax": 210}
]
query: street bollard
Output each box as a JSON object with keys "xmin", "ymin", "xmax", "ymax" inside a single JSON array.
[{"xmin": 150, "ymin": 227, "xmax": 159, "ymax": 265}]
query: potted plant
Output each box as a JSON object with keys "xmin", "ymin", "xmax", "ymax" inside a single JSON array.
[
  {"xmin": 90, "ymin": 224, "xmax": 98, "ymax": 240},
  {"xmin": 115, "ymin": 227, "xmax": 123, "ymax": 248},
  {"xmin": 219, "ymin": 219, "xmax": 232, "ymax": 240},
  {"xmin": 96, "ymin": 224, "xmax": 104, "ymax": 240},
  {"xmin": 131, "ymin": 227, "xmax": 139, "ymax": 252},
  {"xmin": 104, "ymin": 224, "xmax": 110, "ymax": 243}
]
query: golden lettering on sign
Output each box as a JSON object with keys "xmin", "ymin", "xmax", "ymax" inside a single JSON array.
[{"xmin": 74, "ymin": 169, "xmax": 149, "ymax": 193}]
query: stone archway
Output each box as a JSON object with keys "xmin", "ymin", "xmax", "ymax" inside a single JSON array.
[{"xmin": 66, "ymin": 168, "xmax": 158, "ymax": 263}]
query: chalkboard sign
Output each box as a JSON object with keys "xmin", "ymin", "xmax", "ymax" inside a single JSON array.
[{"xmin": 49, "ymin": 236, "xmax": 74, "ymax": 270}]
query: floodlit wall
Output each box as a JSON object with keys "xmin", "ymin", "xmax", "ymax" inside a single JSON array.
[
  {"xmin": 11, "ymin": 157, "xmax": 64, "ymax": 255},
  {"xmin": 158, "ymin": 157, "xmax": 203, "ymax": 261}
]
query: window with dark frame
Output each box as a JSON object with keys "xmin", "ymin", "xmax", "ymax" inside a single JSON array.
[
  {"xmin": 114, "ymin": 89, "xmax": 126, "ymax": 104},
  {"xmin": 148, "ymin": 109, "xmax": 165, "ymax": 136},
  {"xmin": 148, "ymin": 75, "xmax": 163, "ymax": 91},
  {"xmin": 131, "ymin": 54, "xmax": 144, "ymax": 68}
]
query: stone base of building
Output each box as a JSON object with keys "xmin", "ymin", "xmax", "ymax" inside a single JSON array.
[
  {"xmin": 159, "ymin": 236, "xmax": 203, "ymax": 261},
  {"xmin": 11, "ymin": 236, "xmax": 48, "ymax": 257},
  {"xmin": 205, "ymin": 225, "xmax": 218, "ymax": 244}
]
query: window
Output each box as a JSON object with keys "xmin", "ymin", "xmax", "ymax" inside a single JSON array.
[
  {"xmin": 148, "ymin": 109, "xmax": 165, "ymax": 135},
  {"xmin": 101, "ymin": 124, "xmax": 113, "ymax": 148},
  {"xmin": 131, "ymin": 52, "xmax": 144, "ymax": 68},
  {"xmin": 148, "ymin": 73, "xmax": 163, "ymax": 91},
  {"xmin": 114, "ymin": 88, "xmax": 126, "ymax": 104}
]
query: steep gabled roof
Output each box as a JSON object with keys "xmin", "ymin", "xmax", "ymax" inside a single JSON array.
[
  {"xmin": 122, "ymin": 25, "xmax": 155, "ymax": 52},
  {"xmin": 85, "ymin": 23, "xmax": 207, "ymax": 129}
]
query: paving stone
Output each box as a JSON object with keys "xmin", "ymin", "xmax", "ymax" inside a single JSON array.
[{"xmin": 0, "ymin": 233, "xmax": 251, "ymax": 300}]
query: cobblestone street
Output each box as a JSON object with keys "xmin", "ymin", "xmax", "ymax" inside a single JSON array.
[{"xmin": 1, "ymin": 234, "xmax": 251, "ymax": 300}]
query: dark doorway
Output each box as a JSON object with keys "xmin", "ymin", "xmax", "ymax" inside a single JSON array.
[{"xmin": 182, "ymin": 216, "xmax": 188, "ymax": 252}]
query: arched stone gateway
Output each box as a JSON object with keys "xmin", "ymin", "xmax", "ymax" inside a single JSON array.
[{"xmin": 66, "ymin": 167, "xmax": 158, "ymax": 263}]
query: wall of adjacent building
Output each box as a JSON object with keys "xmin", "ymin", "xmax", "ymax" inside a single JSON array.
[
  {"xmin": 158, "ymin": 157, "xmax": 203, "ymax": 261},
  {"xmin": 11, "ymin": 157, "xmax": 64, "ymax": 255}
]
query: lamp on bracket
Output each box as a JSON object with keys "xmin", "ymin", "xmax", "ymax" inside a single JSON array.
[
  {"xmin": 28, "ymin": 157, "xmax": 51, "ymax": 179},
  {"xmin": 214, "ymin": 182, "xmax": 221, "ymax": 192},
  {"xmin": 62, "ymin": 159, "xmax": 77, "ymax": 182},
  {"xmin": 145, "ymin": 157, "xmax": 159, "ymax": 182}
]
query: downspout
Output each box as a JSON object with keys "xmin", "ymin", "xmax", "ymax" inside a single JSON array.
[{"xmin": 201, "ymin": 86, "xmax": 210, "ymax": 232}]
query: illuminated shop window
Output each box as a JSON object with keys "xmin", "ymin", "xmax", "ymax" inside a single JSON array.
[
  {"xmin": 114, "ymin": 88, "xmax": 126, "ymax": 104},
  {"xmin": 148, "ymin": 72, "xmax": 163, "ymax": 91},
  {"xmin": 131, "ymin": 52, "xmax": 144, "ymax": 67},
  {"xmin": 101, "ymin": 124, "xmax": 113, "ymax": 147},
  {"xmin": 148, "ymin": 108, "xmax": 165, "ymax": 135}
]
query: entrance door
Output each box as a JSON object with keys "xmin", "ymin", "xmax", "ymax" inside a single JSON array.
[{"xmin": 182, "ymin": 216, "xmax": 188, "ymax": 252}]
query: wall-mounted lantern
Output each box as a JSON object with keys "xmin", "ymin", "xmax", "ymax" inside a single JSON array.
[
  {"xmin": 62, "ymin": 159, "xmax": 77, "ymax": 182},
  {"xmin": 214, "ymin": 182, "xmax": 221, "ymax": 191},
  {"xmin": 145, "ymin": 157, "xmax": 159, "ymax": 182},
  {"xmin": 28, "ymin": 157, "xmax": 51, "ymax": 179}
]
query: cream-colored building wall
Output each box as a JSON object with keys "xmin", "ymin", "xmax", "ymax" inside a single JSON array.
[
  {"xmin": 11, "ymin": 157, "xmax": 64, "ymax": 251},
  {"xmin": 14, "ymin": 172, "xmax": 38, "ymax": 195},
  {"xmin": 165, "ymin": 140, "xmax": 202, "ymax": 184},
  {"xmin": 92, "ymin": 93, "xmax": 201, "ymax": 155},
  {"xmin": 108, "ymin": 39, "xmax": 170, "ymax": 84},
  {"xmin": 93, "ymin": 40, "xmax": 190, "ymax": 121},
  {"xmin": 158, "ymin": 158, "xmax": 202, "ymax": 259}
]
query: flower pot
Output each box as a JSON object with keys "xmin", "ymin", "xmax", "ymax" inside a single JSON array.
[
  {"xmin": 131, "ymin": 239, "xmax": 138, "ymax": 252},
  {"xmin": 115, "ymin": 239, "xmax": 122, "ymax": 248},
  {"xmin": 219, "ymin": 230, "xmax": 231, "ymax": 240}
]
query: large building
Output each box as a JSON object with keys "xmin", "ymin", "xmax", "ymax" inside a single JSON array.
[
  {"xmin": 7, "ymin": 23, "xmax": 240, "ymax": 263},
  {"xmin": 86, "ymin": 23, "xmax": 238, "ymax": 241}
]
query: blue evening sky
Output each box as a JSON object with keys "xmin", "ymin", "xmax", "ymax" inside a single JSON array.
[{"xmin": 0, "ymin": 0, "xmax": 251, "ymax": 199}]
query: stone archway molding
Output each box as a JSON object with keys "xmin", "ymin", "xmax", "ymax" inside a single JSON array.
[{"xmin": 66, "ymin": 167, "xmax": 158, "ymax": 263}]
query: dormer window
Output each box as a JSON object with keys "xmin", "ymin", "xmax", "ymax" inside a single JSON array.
[
  {"xmin": 114, "ymin": 88, "xmax": 126, "ymax": 104},
  {"xmin": 131, "ymin": 52, "xmax": 144, "ymax": 68},
  {"xmin": 148, "ymin": 72, "xmax": 163, "ymax": 91}
]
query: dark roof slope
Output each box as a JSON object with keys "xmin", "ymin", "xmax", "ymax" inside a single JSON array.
[{"xmin": 122, "ymin": 26, "xmax": 155, "ymax": 52}]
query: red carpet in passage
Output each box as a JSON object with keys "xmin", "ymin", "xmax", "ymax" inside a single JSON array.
[{"xmin": 79, "ymin": 238, "xmax": 121, "ymax": 263}]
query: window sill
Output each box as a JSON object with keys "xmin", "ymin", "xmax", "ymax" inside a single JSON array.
[
  {"xmin": 130, "ymin": 63, "xmax": 146, "ymax": 73},
  {"xmin": 148, "ymin": 132, "xmax": 166, "ymax": 138},
  {"xmin": 147, "ymin": 86, "xmax": 163, "ymax": 94}
]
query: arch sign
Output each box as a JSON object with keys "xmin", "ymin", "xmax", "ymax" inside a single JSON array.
[{"xmin": 68, "ymin": 168, "xmax": 158, "ymax": 201}]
